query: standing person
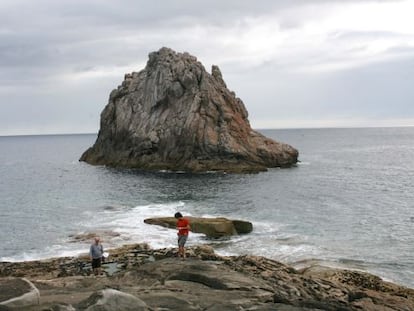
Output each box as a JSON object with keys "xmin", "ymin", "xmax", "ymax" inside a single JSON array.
[
  {"xmin": 175, "ymin": 212, "xmax": 190, "ymax": 259},
  {"xmin": 89, "ymin": 237, "xmax": 104, "ymax": 276}
]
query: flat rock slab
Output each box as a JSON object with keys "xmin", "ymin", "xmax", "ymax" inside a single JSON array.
[
  {"xmin": 0, "ymin": 277, "xmax": 39, "ymax": 308},
  {"xmin": 137, "ymin": 258, "xmax": 273, "ymax": 293},
  {"xmin": 144, "ymin": 216, "xmax": 253, "ymax": 237},
  {"xmin": 77, "ymin": 289, "xmax": 148, "ymax": 311},
  {"xmin": 131, "ymin": 258, "xmax": 274, "ymax": 309},
  {"xmin": 136, "ymin": 292, "xmax": 200, "ymax": 311}
]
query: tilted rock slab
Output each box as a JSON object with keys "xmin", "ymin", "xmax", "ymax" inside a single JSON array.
[
  {"xmin": 144, "ymin": 216, "xmax": 253, "ymax": 238},
  {"xmin": 0, "ymin": 277, "xmax": 40, "ymax": 309},
  {"xmin": 80, "ymin": 47, "xmax": 298, "ymax": 173},
  {"xmin": 77, "ymin": 289, "xmax": 148, "ymax": 311}
]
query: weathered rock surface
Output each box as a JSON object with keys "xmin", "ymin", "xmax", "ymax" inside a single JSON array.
[
  {"xmin": 0, "ymin": 277, "xmax": 40, "ymax": 308},
  {"xmin": 80, "ymin": 47, "xmax": 298, "ymax": 173},
  {"xmin": 76, "ymin": 289, "xmax": 148, "ymax": 311},
  {"xmin": 144, "ymin": 216, "xmax": 253, "ymax": 237},
  {"xmin": 1, "ymin": 244, "xmax": 413, "ymax": 310}
]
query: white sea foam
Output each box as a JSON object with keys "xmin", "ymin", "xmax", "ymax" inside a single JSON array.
[
  {"xmin": 1, "ymin": 202, "xmax": 189, "ymax": 262},
  {"xmin": 1, "ymin": 243, "xmax": 89, "ymax": 262},
  {"xmin": 206, "ymin": 219, "xmax": 323, "ymax": 263},
  {"xmin": 1, "ymin": 201, "xmax": 210, "ymax": 262},
  {"xmin": 1, "ymin": 206, "xmax": 317, "ymax": 265},
  {"xmin": 96, "ymin": 201, "xmax": 206, "ymax": 249}
]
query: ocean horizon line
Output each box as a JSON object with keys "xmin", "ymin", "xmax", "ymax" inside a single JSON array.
[{"xmin": 1, "ymin": 124, "xmax": 414, "ymax": 138}]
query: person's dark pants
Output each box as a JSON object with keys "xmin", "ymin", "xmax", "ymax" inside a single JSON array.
[{"xmin": 92, "ymin": 258, "xmax": 101, "ymax": 269}]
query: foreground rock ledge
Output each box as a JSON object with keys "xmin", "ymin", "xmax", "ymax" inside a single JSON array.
[
  {"xmin": 80, "ymin": 47, "xmax": 298, "ymax": 173},
  {"xmin": 1, "ymin": 244, "xmax": 413, "ymax": 310},
  {"xmin": 144, "ymin": 216, "xmax": 253, "ymax": 237}
]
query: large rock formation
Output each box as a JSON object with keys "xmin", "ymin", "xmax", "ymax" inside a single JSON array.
[{"xmin": 80, "ymin": 47, "xmax": 298, "ymax": 173}]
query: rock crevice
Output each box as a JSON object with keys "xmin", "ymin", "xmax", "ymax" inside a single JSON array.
[{"xmin": 80, "ymin": 47, "xmax": 298, "ymax": 172}]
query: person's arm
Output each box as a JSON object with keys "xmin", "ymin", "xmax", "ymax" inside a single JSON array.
[{"xmin": 89, "ymin": 245, "xmax": 93, "ymax": 260}]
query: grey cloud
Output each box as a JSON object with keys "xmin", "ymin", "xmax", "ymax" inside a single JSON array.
[
  {"xmin": 385, "ymin": 45, "xmax": 414, "ymax": 55},
  {"xmin": 0, "ymin": 0, "xmax": 412, "ymax": 134},
  {"xmin": 1, "ymin": 0, "xmax": 402, "ymax": 73},
  {"xmin": 328, "ymin": 30, "xmax": 414, "ymax": 40},
  {"xmin": 238, "ymin": 56, "xmax": 414, "ymax": 123}
]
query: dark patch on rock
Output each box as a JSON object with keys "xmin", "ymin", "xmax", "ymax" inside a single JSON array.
[
  {"xmin": 0, "ymin": 277, "xmax": 40, "ymax": 309},
  {"xmin": 0, "ymin": 278, "xmax": 31, "ymax": 302},
  {"xmin": 68, "ymin": 230, "xmax": 121, "ymax": 243}
]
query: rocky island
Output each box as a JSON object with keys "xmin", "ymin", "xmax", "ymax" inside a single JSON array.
[
  {"xmin": 1, "ymin": 244, "xmax": 413, "ymax": 310},
  {"xmin": 80, "ymin": 47, "xmax": 298, "ymax": 173}
]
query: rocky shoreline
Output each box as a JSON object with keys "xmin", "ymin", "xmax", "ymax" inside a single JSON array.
[{"xmin": 1, "ymin": 243, "xmax": 413, "ymax": 310}]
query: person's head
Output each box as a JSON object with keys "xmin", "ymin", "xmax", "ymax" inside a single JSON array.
[
  {"xmin": 174, "ymin": 212, "xmax": 183, "ymax": 219},
  {"xmin": 94, "ymin": 237, "xmax": 100, "ymax": 244}
]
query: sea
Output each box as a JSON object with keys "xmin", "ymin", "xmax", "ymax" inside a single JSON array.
[{"xmin": 0, "ymin": 128, "xmax": 413, "ymax": 288}]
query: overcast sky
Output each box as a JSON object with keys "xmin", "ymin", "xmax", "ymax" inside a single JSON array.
[{"xmin": 1, "ymin": 0, "xmax": 414, "ymax": 135}]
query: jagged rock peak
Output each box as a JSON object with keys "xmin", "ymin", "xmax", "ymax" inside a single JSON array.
[{"xmin": 80, "ymin": 47, "xmax": 298, "ymax": 173}]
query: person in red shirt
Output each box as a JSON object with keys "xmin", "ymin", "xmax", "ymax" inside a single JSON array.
[{"xmin": 174, "ymin": 212, "xmax": 190, "ymax": 259}]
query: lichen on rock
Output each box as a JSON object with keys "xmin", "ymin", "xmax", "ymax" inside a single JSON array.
[{"xmin": 80, "ymin": 47, "xmax": 298, "ymax": 173}]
